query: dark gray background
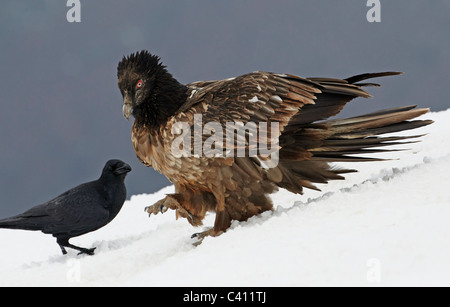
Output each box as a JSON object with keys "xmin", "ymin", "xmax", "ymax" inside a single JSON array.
[{"xmin": 0, "ymin": 1, "xmax": 448, "ymax": 217}]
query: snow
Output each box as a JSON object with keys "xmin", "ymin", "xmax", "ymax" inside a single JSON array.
[{"xmin": 1, "ymin": 109, "xmax": 450, "ymax": 286}]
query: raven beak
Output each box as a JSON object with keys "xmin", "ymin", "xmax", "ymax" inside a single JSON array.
[
  {"xmin": 122, "ymin": 96, "xmax": 133, "ymax": 121},
  {"xmin": 115, "ymin": 163, "xmax": 132, "ymax": 175}
]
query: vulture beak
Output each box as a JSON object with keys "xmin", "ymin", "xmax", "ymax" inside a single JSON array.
[{"xmin": 122, "ymin": 95, "xmax": 133, "ymax": 121}]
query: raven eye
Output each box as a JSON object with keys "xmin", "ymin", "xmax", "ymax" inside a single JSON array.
[{"xmin": 136, "ymin": 80, "xmax": 143, "ymax": 89}]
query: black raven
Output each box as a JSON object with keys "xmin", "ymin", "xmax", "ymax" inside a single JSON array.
[{"xmin": 0, "ymin": 159, "xmax": 131, "ymax": 255}]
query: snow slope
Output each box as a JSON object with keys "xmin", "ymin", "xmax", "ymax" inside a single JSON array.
[{"xmin": 0, "ymin": 109, "xmax": 449, "ymax": 287}]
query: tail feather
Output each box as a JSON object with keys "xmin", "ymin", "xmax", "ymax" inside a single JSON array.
[
  {"xmin": 332, "ymin": 120, "xmax": 432, "ymax": 139},
  {"xmin": 324, "ymin": 107, "xmax": 429, "ymax": 130},
  {"xmin": 314, "ymin": 106, "xmax": 432, "ymax": 159},
  {"xmin": 0, "ymin": 216, "xmax": 43, "ymax": 231},
  {"xmin": 345, "ymin": 105, "xmax": 417, "ymax": 117},
  {"xmin": 273, "ymin": 104, "xmax": 432, "ymax": 194},
  {"xmin": 328, "ymin": 110, "xmax": 431, "ymax": 139}
]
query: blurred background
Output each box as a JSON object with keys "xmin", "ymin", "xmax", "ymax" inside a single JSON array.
[{"xmin": 0, "ymin": 1, "xmax": 448, "ymax": 217}]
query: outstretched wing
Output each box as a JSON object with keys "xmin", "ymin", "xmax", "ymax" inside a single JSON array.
[
  {"xmin": 181, "ymin": 71, "xmax": 386, "ymax": 160},
  {"xmin": 185, "ymin": 71, "xmax": 380, "ymax": 132},
  {"xmin": 178, "ymin": 71, "xmax": 429, "ymax": 194}
]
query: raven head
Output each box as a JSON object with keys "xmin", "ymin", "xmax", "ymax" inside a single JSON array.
[{"xmin": 102, "ymin": 159, "xmax": 132, "ymax": 178}]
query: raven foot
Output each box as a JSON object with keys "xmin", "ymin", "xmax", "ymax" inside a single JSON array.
[
  {"xmin": 57, "ymin": 238, "xmax": 96, "ymax": 256},
  {"xmin": 77, "ymin": 247, "xmax": 96, "ymax": 256}
]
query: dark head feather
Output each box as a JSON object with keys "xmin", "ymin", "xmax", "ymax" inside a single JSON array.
[
  {"xmin": 117, "ymin": 50, "xmax": 188, "ymax": 128},
  {"xmin": 117, "ymin": 50, "xmax": 165, "ymax": 79}
]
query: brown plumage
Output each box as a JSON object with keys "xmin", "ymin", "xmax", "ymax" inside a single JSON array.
[{"xmin": 117, "ymin": 50, "xmax": 432, "ymax": 241}]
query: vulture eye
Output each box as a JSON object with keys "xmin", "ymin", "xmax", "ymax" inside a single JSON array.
[{"xmin": 136, "ymin": 80, "xmax": 144, "ymax": 89}]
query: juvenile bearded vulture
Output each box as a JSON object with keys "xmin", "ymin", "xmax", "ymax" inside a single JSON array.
[{"xmin": 117, "ymin": 50, "xmax": 432, "ymax": 242}]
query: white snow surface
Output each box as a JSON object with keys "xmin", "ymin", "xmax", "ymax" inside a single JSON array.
[{"xmin": 1, "ymin": 109, "xmax": 450, "ymax": 287}]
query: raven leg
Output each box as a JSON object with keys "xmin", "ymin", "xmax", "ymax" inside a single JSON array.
[
  {"xmin": 56, "ymin": 238, "xmax": 96, "ymax": 256},
  {"xmin": 59, "ymin": 244, "xmax": 68, "ymax": 255}
]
